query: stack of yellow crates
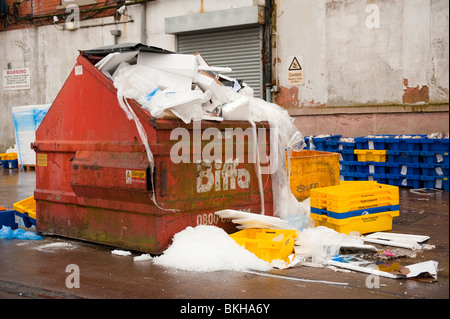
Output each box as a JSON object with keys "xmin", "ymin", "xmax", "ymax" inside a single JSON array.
[{"xmin": 310, "ymin": 181, "xmax": 399, "ymax": 234}]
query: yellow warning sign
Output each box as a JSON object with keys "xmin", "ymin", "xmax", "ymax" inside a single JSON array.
[
  {"xmin": 126, "ymin": 170, "xmax": 146, "ymax": 184},
  {"xmin": 131, "ymin": 170, "xmax": 146, "ymax": 179},
  {"xmin": 287, "ymin": 55, "xmax": 304, "ymax": 86},
  {"xmin": 37, "ymin": 154, "xmax": 47, "ymax": 167}
]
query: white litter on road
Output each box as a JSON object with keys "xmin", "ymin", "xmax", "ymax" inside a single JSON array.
[
  {"xmin": 134, "ymin": 254, "xmax": 153, "ymax": 261},
  {"xmin": 36, "ymin": 242, "xmax": 77, "ymax": 252},
  {"xmin": 111, "ymin": 249, "xmax": 132, "ymax": 256},
  {"xmin": 153, "ymin": 225, "xmax": 272, "ymax": 273}
]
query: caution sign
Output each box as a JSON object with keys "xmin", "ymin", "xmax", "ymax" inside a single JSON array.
[
  {"xmin": 126, "ymin": 170, "xmax": 146, "ymax": 184},
  {"xmin": 37, "ymin": 154, "xmax": 47, "ymax": 167},
  {"xmin": 289, "ymin": 57, "xmax": 302, "ymax": 71},
  {"xmin": 287, "ymin": 55, "xmax": 304, "ymax": 86}
]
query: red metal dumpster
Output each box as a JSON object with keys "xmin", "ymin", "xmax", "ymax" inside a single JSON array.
[{"xmin": 33, "ymin": 44, "xmax": 274, "ymax": 254}]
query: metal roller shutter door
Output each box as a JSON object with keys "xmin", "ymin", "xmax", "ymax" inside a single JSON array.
[{"xmin": 177, "ymin": 26, "xmax": 263, "ymax": 98}]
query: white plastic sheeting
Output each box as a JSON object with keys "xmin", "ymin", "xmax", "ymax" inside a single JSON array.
[{"xmin": 102, "ymin": 50, "xmax": 309, "ymax": 225}]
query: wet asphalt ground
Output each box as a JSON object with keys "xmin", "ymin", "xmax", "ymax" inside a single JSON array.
[{"xmin": 0, "ymin": 169, "xmax": 448, "ymax": 307}]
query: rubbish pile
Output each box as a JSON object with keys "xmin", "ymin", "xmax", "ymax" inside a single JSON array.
[
  {"xmin": 98, "ymin": 49, "xmax": 268, "ymax": 124},
  {"xmin": 1, "ymin": 47, "xmax": 440, "ymax": 288},
  {"xmin": 109, "ymin": 222, "xmax": 438, "ymax": 282},
  {"xmin": 96, "ymin": 48, "xmax": 310, "ymax": 224},
  {"xmin": 93, "ymin": 49, "xmax": 440, "ymax": 282},
  {"xmin": 105, "ymin": 183, "xmax": 438, "ymax": 282}
]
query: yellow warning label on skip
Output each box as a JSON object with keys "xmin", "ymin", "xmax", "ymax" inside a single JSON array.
[
  {"xmin": 37, "ymin": 154, "xmax": 47, "ymax": 167},
  {"xmin": 126, "ymin": 170, "xmax": 146, "ymax": 184}
]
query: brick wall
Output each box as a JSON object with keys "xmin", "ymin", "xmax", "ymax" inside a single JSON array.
[{"xmin": 1, "ymin": 0, "xmax": 117, "ymax": 31}]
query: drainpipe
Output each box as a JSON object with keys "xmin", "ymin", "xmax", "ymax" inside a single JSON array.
[
  {"xmin": 140, "ymin": 2, "xmax": 147, "ymax": 44},
  {"xmin": 265, "ymin": 83, "xmax": 272, "ymax": 103},
  {"xmin": 263, "ymin": 0, "xmax": 273, "ymax": 102}
]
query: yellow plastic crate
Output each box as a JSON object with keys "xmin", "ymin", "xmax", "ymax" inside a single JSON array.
[
  {"xmin": 13, "ymin": 196, "xmax": 36, "ymax": 220},
  {"xmin": 230, "ymin": 229, "xmax": 298, "ymax": 263},
  {"xmin": 310, "ymin": 181, "xmax": 399, "ymax": 213},
  {"xmin": 311, "ymin": 210, "xmax": 399, "ymax": 234},
  {"xmin": 0, "ymin": 152, "xmax": 18, "ymax": 160},
  {"xmin": 354, "ymin": 149, "xmax": 387, "ymax": 162},
  {"xmin": 287, "ymin": 150, "xmax": 340, "ymax": 201},
  {"xmin": 310, "ymin": 181, "xmax": 399, "ymax": 202},
  {"xmin": 312, "ymin": 197, "xmax": 399, "ymax": 213}
]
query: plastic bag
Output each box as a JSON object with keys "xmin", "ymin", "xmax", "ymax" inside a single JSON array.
[
  {"xmin": 0, "ymin": 225, "xmax": 14, "ymax": 239},
  {"xmin": 245, "ymin": 96, "xmax": 310, "ymax": 226},
  {"xmin": 113, "ymin": 65, "xmax": 179, "ymax": 212},
  {"xmin": 200, "ymin": 84, "xmax": 310, "ymax": 226},
  {"xmin": 142, "ymin": 88, "xmax": 204, "ymax": 124},
  {"xmin": 297, "ymin": 226, "xmax": 362, "ymax": 264},
  {"xmin": 0, "ymin": 226, "xmax": 42, "ymax": 240},
  {"xmin": 13, "ymin": 228, "xmax": 43, "ymax": 240}
]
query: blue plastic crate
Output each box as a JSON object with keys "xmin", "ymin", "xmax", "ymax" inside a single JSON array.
[
  {"xmin": 420, "ymin": 175, "xmax": 449, "ymax": 191},
  {"xmin": 340, "ymin": 171, "xmax": 357, "ymax": 181},
  {"xmin": 339, "ymin": 149, "xmax": 358, "ymax": 161},
  {"xmin": 311, "ymin": 205, "xmax": 400, "ymax": 219},
  {"xmin": 325, "ymin": 140, "xmax": 339, "ymax": 152},
  {"xmin": 386, "ymin": 136, "xmax": 426, "ymax": 151},
  {"xmin": 338, "ymin": 140, "xmax": 356, "ymax": 150},
  {"xmin": 420, "ymin": 163, "xmax": 449, "ymax": 177},
  {"xmin": 0, "ymin": 210, "xmax": 19, "ymax": 229},
  {"xmin": 1, "ymin": 159, "xmax": 19, "ymax": 169},
  {"xmin": 355, "ymin": 135, "xmax": 393, "ymax": 150},
  {"xmin": 353, "ymin": 172, "xmax": 387, "ymax": 184},
  {"xmin": 10, "ymin": 159, "xmax": 19, "ymax": 169},
  {"xmin": 340, "ymin": 161, "xmax": 357, "ymax": 173},
  {"xmin": 386, "ymin": 162, "xmax": 421, "ymax": 175},
  {"xmin": 14, "ymin": 211, "xmax": 36, "ymax": 228},
  {"xmin": 421, "ymin": 138, "xmax": 449, "ymax": 152},
  {"xmin": 339, "ymin": 171, "xmax": 386, "ymax": 182},
  {"xmin": 2, "ymin": 159, "xmax": 18, "ymax": 169},
  {"xmin": 420, "ymin": 150, "xmax": 449, "ymax": 165},
  {"xmin": 328, "ymin": 139, "xmax": 356, "ymax": 152},
  {"xmin": 386, "ymin": 174, "xmax": 422, "ymax": 188},
  {"xmin": 386, "ymin": 150, "xmax": 421, "ymax": 163},
  {"xmin": 354, "ymin": 161, "xmax": 386, "ymax": 174},
  {"xmin": 307, "ymin": 135, "xmax": 341, "ymax": 151}
]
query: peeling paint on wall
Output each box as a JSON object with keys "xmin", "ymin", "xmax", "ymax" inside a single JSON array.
[
  {"xmin": 403, "ymin": 78, "xmax": 430, "ymax": 104},
  {"xmin": 274, "ymin": 86, "xmax": 299, "ymax": 109},
  {"xmin": 301, "ymin": 99, "xmax": 326, "ymax": 108}
]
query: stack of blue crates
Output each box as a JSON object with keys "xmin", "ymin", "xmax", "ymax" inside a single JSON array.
[
  {"xmin": 307, "ymin": 134, "xmax": 449, "ymax": 191},
  {"xmin": 419, "ymin": 137, "xmax": 449, "ymax": 190},
  {"xmin": 330, "ymin": 135, "xmax": 390, "ymax": 183},
  {"xmin": 304, "ymin": 135, "xmax": 342, "ymax": 151},
  {"xmin": 353, "ymin": 135, "xmax": 392, "ymax": 184},
  {"xmin": 327, "ymin": 138, "xmax": 358, "ymax": 180},
  {"xmin": 385, "ymin": 135, "xmax": 425, "ymax": 189}
]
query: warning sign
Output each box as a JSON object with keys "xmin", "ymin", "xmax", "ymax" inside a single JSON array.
[
  {"xmin": 287, "ymin": 55, "xmax": 304, "ymax": 86},
  {"xmin": 3, "ymin": 68, "xmax": 31, "ymax": 91},
  {"xmin": 289, "ymin": 57, "xmax": 302, "ymax": 71},
  {"xmin": 126, "ymin": 170, "xmax": 146, "ymax": 184},
  {"xmin": 37, "ymin": 154, "xmax": 47, "ymax": 167}
]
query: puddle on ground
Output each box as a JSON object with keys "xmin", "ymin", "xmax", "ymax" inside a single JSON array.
[{"xmin": 393, "ymin": 209, "xmax": 429, "ymax": 226}]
